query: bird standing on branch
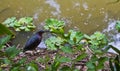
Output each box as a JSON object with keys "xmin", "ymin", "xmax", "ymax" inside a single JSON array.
[{"xmin": 23, "ymin": 30, "xmax": 49, "ymax": 52}]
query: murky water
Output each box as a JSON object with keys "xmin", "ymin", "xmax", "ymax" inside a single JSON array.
[{"xmin": 0, "ymin": 0, "xmax": 120, "ymax": 49}]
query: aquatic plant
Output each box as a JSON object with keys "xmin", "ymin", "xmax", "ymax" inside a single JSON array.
[
  {"xmin": 2, "ymin": 17, "xmax": 36, "ymax": 31},
  {"xmin": 44, "ymin": 18, "xmax": 65, "ymax": 34}
]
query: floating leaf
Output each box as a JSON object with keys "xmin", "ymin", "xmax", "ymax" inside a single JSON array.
[
  {"xmin": 3, "ymin": 17, "xmax": 16, "ymax": 27},
  {"xmin": 2, "ymin": 17, "xmax": 36, "ymax": 31},
  {"xmin": 44, "ymin": 18, "xmax": 65, "ymax": 34}
]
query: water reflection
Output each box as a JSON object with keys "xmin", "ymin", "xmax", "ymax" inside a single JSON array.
[{"xmin": 45, "ymin": 0, "xmax": 61, "ymax": 16}]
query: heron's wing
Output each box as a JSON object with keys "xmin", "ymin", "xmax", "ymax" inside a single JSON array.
[{"xmin": 25, "ymin": 35, "xmax": 41, "ymax": 48}]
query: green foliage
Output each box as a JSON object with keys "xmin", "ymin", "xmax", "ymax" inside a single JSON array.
[
  {"xmin": 0, "ymin": 24, "xmax": 14, "ymax": 35},
  {"xmin": 86, "ymin": 56, "xmax": 108, "ymax": 71},
  {"xmin": 2, "ymin": 17, "xmax": 36, "ymax": 31},
  {"xmin": 108, "ymin": 45, "xmax": 120, "ymax": 71},
  {"xmin": 60, "ymin": 46, "xmax": 73, "ymax": 54},
  {"xmin": 44, "ymin": 18, "xmax": 65, "ymax": 34},
  {"xmin": 109, "ymin": 55, "xmax": 120, "ymax": 71},
  {"xmin": 1, "ymin": 18, "xmax": 120, "ymax": 71},
  {"xmin": 5, "ymin": 46, "xmax": 20, "ymax": 58},
  {"xmin": 45, "ymin": 36, "xmax": 65, "ymax": 50},
  {"xmin": 115, "ymin": 21, "xmax": 120, "ymax": 32},
  {"xmin": 0, "ymin": 35, "xmax": 11, "ymax": 49},
  {"xmin": 27, "ymin": 62, "xmax": 38, "ymax": 71},
  {"xmin": 75, "ymin": 53, "xmax": 87, "ymax": 61},
  {"xmin": 56, "ymin": 56, "xmax": 72, "ymax": 63},
  {"xmin": 85, "ymin": 32, "xmax": 108, "ymax": 50},
  {"xmin": 64, "ymin": 30, "xmax": 84, "ymax": 45}
]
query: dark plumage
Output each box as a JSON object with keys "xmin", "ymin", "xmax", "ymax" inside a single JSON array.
[{"xmin": 23, "ymin": 30, "xmax": 49, "ymax": 52}]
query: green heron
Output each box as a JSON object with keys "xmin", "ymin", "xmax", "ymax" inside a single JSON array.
[{"xmin": 23, "ymin": 30, "xmax": 49, "ymax": 52}]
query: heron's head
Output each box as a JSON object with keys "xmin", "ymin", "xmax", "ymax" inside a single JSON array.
[{"xmin": 37, "ymin": 30, "xmax": 50, "ymax": 35}]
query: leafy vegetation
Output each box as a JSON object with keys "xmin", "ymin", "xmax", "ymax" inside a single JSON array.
[
  {"xmin": 0, "ymin": 24, "xmax": 14, "ymax": 35},
  {"xmin": 84, "ymin": 32, "xmax": 108, "ymax": 50},
  {"xmin": 44, "ymin": 18, "xmax": 65, "ymax": 34},
  {"xmin": 0, "ymin": 18, "xmax": 120, "ymax": 71},
  {"xmin": 115, "ymin": 21, "xmax": 120, "ymax": 32},
  {"xmin": 2, "ymin": 17, "xmax": 36, "ymax": 31}
]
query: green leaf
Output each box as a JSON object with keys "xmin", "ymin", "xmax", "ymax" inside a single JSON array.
[
  {"xmin": 109, "ymin": 45, "xmax": 120, "ymax": 55},
  {"xmin": 2, "ymin": 58, "xmax": 11, "ymax": 64},
  {"xmin": 56, "ymin": 56, "xmax": 72, "ymax": 63},
  {"xmin": 51, "ymin": 61, "xmax": 60, "ymax": 71},
  {"xmin": 27, "ymin": 25, "xmax": 36, "ymax": 28},
  {"xmin": 86, "ymin": 61, "xmax": 95, "ymax": 69},
  {"xmin": 60, "ymin": 46, "xmax": 73, "ymax": 54},
  {"xmin": 44, "ymin": 18, "xmax": 65, "ymax": 34},
  {"xmin": 0, "ymin": 35, "xmax": 11, "ymax": 49},
  {"xmin": 114, "ymin": 55, "xmax": 120, "ymax": 71},
  {"xmin": 5, "ymin": 46, "xmax": 20, "ymax": 58},
  {"xmin": 27, "ymin": 62, "xmax": 38, "ymax": 71},
  {"xmin": 86, "ymin": 32, "xmax": 108, "ymax": 50},
  {"xmin": 0, "ymin": 24, "xmax": 14, "ymax": 35},
  {"xmin": 60, "ymin": 66, "xmax": 71, "ymax": 71},
  {"xmin": 96, "ymin": 57, "xmax": 108, "ymax": 70},
  {"xmin": 45, "ymin": 36, "xmax": 65, "ymax": 50},
  {"xmin": 25, "ymin": 28, "xmax": 31, "ymax": 31},
  {"xmin": 115, "ymin": 21, "xmax": 120, "ymax": 32},
  {"xmin": 109, "ymin": 58, "xmax": 115, "ymax": 71},
  {"xmin": 75, "ymin": 53, "xmax": 87, "ymax": 61},
  {"xmin": 2, "ymin": 17, "xmax": 16, "ymax": 27},
  {"xmin": 2, "ymin": 17, "xmax": 36, "ymax": 32},
  {"xmin": 65, "ymin": 30, "xmax": 84, "ymax": 45},
  {"xmin": 18, "ymin": 17, "xmax": 33, "ymax": 24}
]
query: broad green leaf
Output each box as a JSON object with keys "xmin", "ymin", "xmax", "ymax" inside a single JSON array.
[
  {"xmin": 0, "ymin": 24, "xmax": 14, "ymax": 35},
  {"xmin": 5, "ymin": 46, "xmax": 20, "ymax": 58},
  {"xmin": 2, "ymin": 58, "xmax": 11, "ymax": 64},
  {"xmin": 56, "ymin": 56, "xmax": 72, "ymax": 63},
  {"xmin": 45, "ymin": 36, "xmax": 65, "ymax": 50},
  {"xmin": 60, "ymin": 46, "xmax": 73, "ymax": 54},
  {"xmin": 86, "ymin": 32, "xmax": 108, "ymax": 50},
  {"xmin": 44, "ymin": 18, "xmax": 65, "ymax": 34},
  {"xmin": 96, "ymin": 57, "xmax": 108, "ymax": 70},
  {"xmin": 60, "ymin": 66, "xmax": 71, "ymax": 71},
  {"xmin": 18, "ymin": 17, "xmax": 33, "ymax": 24},
  {"xmin": 0, "ymin": 35, "xmax": 11, "ymax": 49},
  {"xmin": 65, "ymin": 30, "xmax": 84, "ymax": 45},
  {"xmin": 51, "ymin": 61, "xmax": 60, "ymax": 71},
  {"xmin": 27, "ymin": 62, "xmax": 38, "ymax": 71},
  {"xmin": 2, "ymin": 17, "xmax": 16, "ymax": 27},
  {"xmin": 75, "ymin": 53, "xmax": 87, "ymax": 61},
  {"xmin": 86, "ymin": 61, "xmax": 95, "ymax": 69},
  {"xmin": 2, "ymin": 17, "xmax": 36, "ymax": 32},
  {"xmin": 25, "ymin": 28, "xmax": 31, "ymax": 32}
]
